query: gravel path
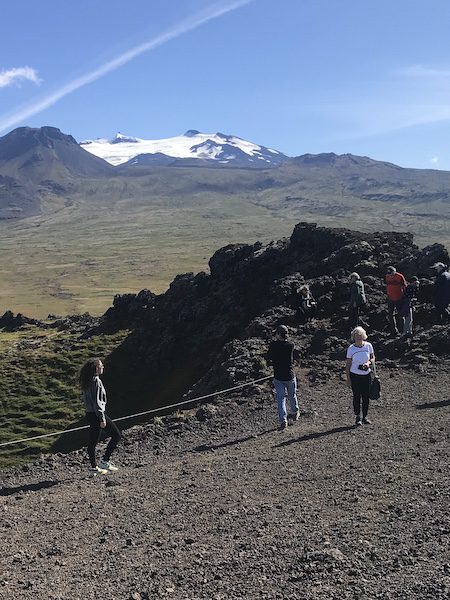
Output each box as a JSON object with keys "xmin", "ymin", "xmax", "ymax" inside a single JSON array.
[{"xmin": 1, "ymin": 368, "xmax": 449, "ymax": 599}]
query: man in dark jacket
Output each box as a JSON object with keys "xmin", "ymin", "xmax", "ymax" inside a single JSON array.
[
  {"xmin": 348, "ymin": 272, "xmax": 366, "ymax": 329},
  {"xmin": 266, "ymin": 325, "xmax": 299, "ymax": 430},
  {"xmin": 399, "ymin": 276, "xmax": 419, "ymax": 337},
  {"xmin": 431, "ymin": 262, "xmax": 450, "ymax": 323}
]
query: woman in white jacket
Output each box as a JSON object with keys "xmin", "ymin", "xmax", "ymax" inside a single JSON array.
[{"xmin": 345, "ymin": 327, "xmax": 375, "ymax": 427}]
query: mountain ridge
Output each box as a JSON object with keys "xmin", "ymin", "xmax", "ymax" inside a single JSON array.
[
  {"xmin": 80, "ymin": 129, "xmax": 287, "ymax": 168},
  {"xmin": 0, "ymin": 125, "xmax": 450, "ymax": 317}
]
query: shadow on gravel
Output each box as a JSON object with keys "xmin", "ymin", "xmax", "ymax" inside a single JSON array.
[
  {"xmin": 416, "ymin": 399, "xmax": 450, "ymax": 410},
  {"xmin": 273, "ymin": 425, "xmax": 355, "ymax": 448},
  {"xmin": 187, "ymin": 428, "xmax": 278, "ymax": 453},
  {"xmin": 0, "ymin": 480, "xmax": 59, "ymax": 497}
]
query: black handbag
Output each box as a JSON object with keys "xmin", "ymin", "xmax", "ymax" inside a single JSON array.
[
  {"xmin": 369, "ymin": 376, "xmax": 381, "ymax": 400},
  {"xmin": 369, "ymin": 363, "xmax": 381, "ymax": 400}
]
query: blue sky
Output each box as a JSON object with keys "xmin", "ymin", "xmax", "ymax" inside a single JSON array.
[{"xmin": 1, "ymin": 0, "xmax": 450, "ymax": 169}]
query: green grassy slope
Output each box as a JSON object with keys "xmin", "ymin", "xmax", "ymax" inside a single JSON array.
[
  {"xmin": 0, "ymin": 178, "xmax": 301, "ymax": 317},
  {"xmin": 0, "ymin": 327, "xmax": 128, "ymax": 468},
  {"xmin": 0, "ymin": 162, "xmax": 449, "ymax": 318}
]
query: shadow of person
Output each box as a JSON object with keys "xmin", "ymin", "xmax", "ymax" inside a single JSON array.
[
  {"xmin": 0, "ymin": 480, "xmax": 58, "ymax": 497},
  {"xmin": 416, "ymin": 399, "xmax": 450, "ymax": 410},
  {"xmin": 273, "ymin": 425, "xmax": 355, "ymax": 449},
  {"xmin": 186, "ymin": 427, "xmax": 278, "ymax": 454}
]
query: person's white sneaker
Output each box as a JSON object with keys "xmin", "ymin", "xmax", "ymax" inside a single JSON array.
[
  {"xmin": 90, "ymin": 466, "xmax": 108, "ymax": 476},
  {"xmin": 99, "ymin": 460, "xmax": 119, "ymax": 472}
]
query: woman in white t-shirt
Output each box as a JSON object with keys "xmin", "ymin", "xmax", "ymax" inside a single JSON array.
[{"xmin": 345, "ymin": 326, "xmax": 375, "ymax": 426}]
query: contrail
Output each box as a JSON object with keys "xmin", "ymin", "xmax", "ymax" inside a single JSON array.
[{"xmin": 0, "ymin": 0, "xmax": 253, "ymax": 135}]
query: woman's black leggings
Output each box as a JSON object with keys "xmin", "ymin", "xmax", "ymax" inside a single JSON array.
[
  {"xmin": 86, "ymin": 412, "xmax": 121, "ymax": 468},
  {"xmin": 349, "ymin": 372, "xmax": 371, "ymax": 418}
]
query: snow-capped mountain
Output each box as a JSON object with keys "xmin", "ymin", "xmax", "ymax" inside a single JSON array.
[{"xmin": 80, "ymin": 130, "xmax": 288, "ymax": 168}]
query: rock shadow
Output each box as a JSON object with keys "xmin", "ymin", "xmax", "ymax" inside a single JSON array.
[
  {"xmin": 0, "ymin": 480, "xmax": 59, "ymax": 497},
  {"xmin": 416, "ymin": 399, "xmax": 450, "ymax": 410},
  {"xmin": 273, "ymin": 425, "xmax": 355, "ymax": 448}
]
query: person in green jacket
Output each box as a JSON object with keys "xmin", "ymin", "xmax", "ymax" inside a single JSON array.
[{"xmin": 348, "ymin": 272, "xmax": 366, "ymax": 329}]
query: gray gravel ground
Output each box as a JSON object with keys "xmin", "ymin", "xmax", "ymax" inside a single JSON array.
[{"xmin": 1, "ymin": 367, "xmax": 449, "ymax": 599}]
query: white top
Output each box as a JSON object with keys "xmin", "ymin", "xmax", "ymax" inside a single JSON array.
[{"xmin": 346, "ymin": 342, "xmax": 374, "ymax": 375}]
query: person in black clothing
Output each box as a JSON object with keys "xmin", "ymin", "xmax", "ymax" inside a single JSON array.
[
  {"xmin": 80, "ymin": 358, "xmax": 121, "ymax": 476},
  {"xmin": 266, "ymin": 325, "xmax": 299, "ymax": 430},
  {"xmin": 431, "ymin": 262, "xmax": 450, "ymax": 323},
  {"xmin": 348, "ymin": 272, "xmax": 366, "ymax": 329},
  {"xmin": 398, "ymin": 276, "xmax": 419, "ymax": 337},
  {"xmin": 296, "ymin": 285, "xmax": 317, "ymax": 325}
]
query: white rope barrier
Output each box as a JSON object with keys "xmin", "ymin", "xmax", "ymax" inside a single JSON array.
[{"xmin": 0, "ymin": 375, "xmax": 272, "ymax": 449}]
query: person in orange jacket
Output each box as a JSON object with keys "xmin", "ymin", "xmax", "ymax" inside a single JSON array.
[{"xmin": 385, "ymin": 266, "xmax": 407, "ymax": 335}]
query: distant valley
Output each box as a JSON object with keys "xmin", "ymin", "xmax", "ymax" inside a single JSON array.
[{"xmin": 0, "ymin": 125, "xmax": 449, "ymax": 317}]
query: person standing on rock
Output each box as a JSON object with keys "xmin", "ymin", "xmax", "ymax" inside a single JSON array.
[
  {"xmin": 266, "ymin": 325, "xmax": 299, "ymax": 430},
  {"xmin": 348, "ymin": 272, "xmax": 366, "ymax": 329},
  {"xmin": 345, "ymin": 326, "xmax": 375, "ymax": 426},
  {"xmin": 385, "ymin": 266, "xmax": 407, "ymax": 336},
  {"xmin": 399, "ymin": 276, "xmax": 420, "ymax": 338},
  {"xmin": 296, "ymin": 284, "xmax": 317, "ymax": 325},
  {"xmin": 431, "ymin": 262, "xmax": 450, "ymax": 323},
  {"xmin": 80, "ymin": 358, "xmax": 121, "ymax": 475}
]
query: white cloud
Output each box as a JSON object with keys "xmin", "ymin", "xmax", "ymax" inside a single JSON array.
[
  {"xmin": 316, "ymin": 64, "xmax": 450, "ymax": 140},
  {"xmin": 430, "ymin": 156, "xmax": 439, "ymax": 165},
  {"xmin": 0, "ymin": 0, "xmax": 252, "ymax": 134},
  {"xmin": 314, "ymin": 101, "xmax": 450, "ymax": 141},
  {"xmin": 0, "ymin": 67, "xmax": 41, "ymax": 89}
]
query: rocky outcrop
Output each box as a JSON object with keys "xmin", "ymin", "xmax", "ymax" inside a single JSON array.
[
  {"xmin": 100, "ymin": 223, "xmax": 449, "ymax": 417},
  {"xmin": 95, "ymin": 289, "xmax": 156, "ymax": 334},
  {"xmin": 0, "ymin": 311, "xmax": 42, "ymax": 331}
]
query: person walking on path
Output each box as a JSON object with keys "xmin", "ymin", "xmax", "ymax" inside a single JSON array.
[
  {"xmin": 385, "ymin": 266, "xmax": 407, "ymax": 335},
  {"xmin": 266, "ymin": 325, "xmax": 299, "ymax": 430},
  {"xmin": 348, "ymin": 272, "xmax": 366, "ymax": 329},
  {"xmin": 431, "ymin": 262, "xmax": 450, "ymax": 323},
  {"xmin": 80, "ymin": 358, "xmax": 121, "ymax": 475},
  {"xmin": 345, "ymin": 326, "xmax": 375, "ymax": 427},
  {"xmin": 399, "ymin": 276, "xmax": 420, "ymax": 337}
]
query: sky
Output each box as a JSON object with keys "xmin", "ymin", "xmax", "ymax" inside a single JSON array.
[{"xmin": 1, "ymin": 0, "xmax": 450, "ymax": 170}]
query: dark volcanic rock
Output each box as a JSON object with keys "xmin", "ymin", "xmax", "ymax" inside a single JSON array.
[
  {"xmin": 99, "ymin": 222, "xmax": 450, "ymax": 419},
  {"xmin": 95, "ymin": 289, "xmax": 156, "ymax": 333},
  {"xmin": 0, "ymin": 310, "xmax": 42, "ymax": 331}
]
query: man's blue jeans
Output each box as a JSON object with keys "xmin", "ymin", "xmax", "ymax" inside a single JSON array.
[{"xmin": 274, "ymin": 377, "xmax": 298, "ymax": 424}]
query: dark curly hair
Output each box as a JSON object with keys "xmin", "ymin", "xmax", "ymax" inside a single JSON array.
[{"xmin": 79, "ymin": 358, "xmax": 101, "ymax": 390}]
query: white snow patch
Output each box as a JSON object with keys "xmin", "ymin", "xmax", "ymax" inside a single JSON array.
[{"xmin": 80, "ymin": 131, "xmax": 283, "ymax": 166}]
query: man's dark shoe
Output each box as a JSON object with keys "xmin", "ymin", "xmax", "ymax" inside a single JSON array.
[
  {"xmin": 288, "ymin": 411, "xmax": 299, "ymax": 423},
  {"xmin": 279, "ymin": 421, "xmax": 288, "ymax": 431},
  {"xmin": 362, "ymin": 417, "xmax": 372, "ymax": 425},
  {"xmin": 355, "ymin": 416, "xmax": 362, "ymax": 427}
]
